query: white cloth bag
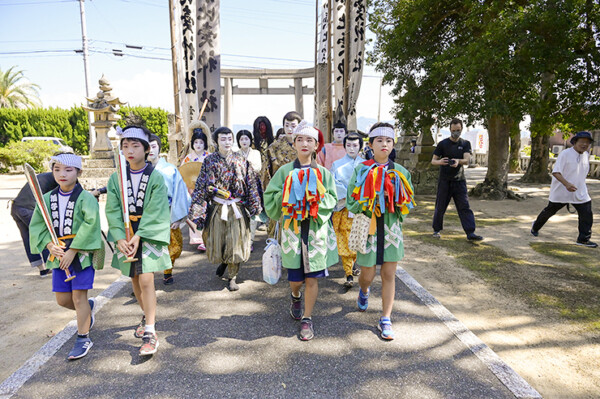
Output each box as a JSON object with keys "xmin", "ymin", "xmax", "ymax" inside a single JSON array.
[{"xmin": 262, "ymin": 222, "xmax": 282, "ymax": 285}]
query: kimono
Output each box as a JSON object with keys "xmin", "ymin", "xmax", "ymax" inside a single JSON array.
[
  {"xmin": 264, "ymin": 159, "xmax": 339, "ymax": 272},
  {"xmin": 155, "ymin": 158, "xmax": 191, "ymax": 264},
  {"xmin": 346, "ymin": 160, "xmax": 413, "ymax": 266},
  {"xmin": 106, "ymin": 163, "xmax": 172, "ymax": 276},
  {"xmin": 30, "ymin": 184, "xmax": 102, "ymax": 271},
  {"xmin": 317, "ymin": 142, "xmax": 347, "ymax": 171},
  {"xmin": 253, "ymin": 140, "xmax": 271, "ymax": 191},
  {"xmin": 266, "ymin": 136, "xmax": 297, "ymax": 237},
  {"xmin": 188, "ymin": 151, "xmax": 262, "ymax": 278},
  {"xmin": 331, "ymin": 154, "xmax": 365, "ymax": 276},
  {"xmin": 182, "ymin": 151, "xmax": 209, "ymax": 164}
]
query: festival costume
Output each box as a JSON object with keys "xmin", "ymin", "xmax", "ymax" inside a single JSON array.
[
  {"xmin": 266, "ymin": 136, "xmax": 297, "ymax": 237},
  {"xmin": 264, "ymin": 160, "xmax": 339, "ymax": 273},
  {"xmin": 317, "ymin": 142, "xmax": 347, "ymax": 171},
  {"xmin": 188, "ymin": 151, "xmax": 262, "ymax": 279},
  {"xmin": 346, "ymin": 160, "xmax": 414, "ymax": 266},
  {"xmin": 154, "ymin": 158, "xmax": 191, "ymax": 271},
  {"xmin": 331, "ymin": 154, "xmax": 365, "ymax": 276},
  {"xmin": 106, "ymin": 163, "xmax": 172, "ymax": 276},
  {"xmin": 181, "ymin": 152, "xmax": 209, "ymax": 247},
  {"xmin": 238, "ymin": 148, "xmax": 263, "ymax": 243},
  {"xmin": 30, "ymin": 184, "xmax": 102, "ymax": 278}
]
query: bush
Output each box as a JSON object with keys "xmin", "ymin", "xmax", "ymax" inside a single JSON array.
[
  {"xmin": 0, "ymin": 141, "xmax": 60, "ymax": 172},
  {"xmin": 117, "ymin": 106, "xmax": 170, "ymax": 152}
]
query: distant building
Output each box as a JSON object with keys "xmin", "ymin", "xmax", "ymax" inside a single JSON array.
[{"xmin": 550, "ymin": 130, "xmax": 600, "ymax": 156}]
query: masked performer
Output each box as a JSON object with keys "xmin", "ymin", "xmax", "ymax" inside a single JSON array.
[
  {"xmin": 148, "ymin": 134, "xmax": 191, "ymax": 285},
  {"xmin": 347, "ymin": 124, "xmax": 415, "ymax": 341},
  {"xmin": 252, "ymin": 116, "xmax": 274, "ymax": 190},
  {"xmin": 181, "ymin": 122, "xmax": 211, "ymax": 251},
  {"xmin": 264, "ymin": 121, "xmax": 338, "ymax": 341},
  {"xmin": 106, "ymin": 126, "xmax": 172, "ymax": 356},
  {"xmin": 331, "ymin": 133, "xmax": 366, "ymax": 288},
  {"xmin": 189, "ymin": 127, "xmax": 262, "ymax": 291},
  {"xmin": 30, "ymin": 153, "xmax": 102, "ymax": 360}
]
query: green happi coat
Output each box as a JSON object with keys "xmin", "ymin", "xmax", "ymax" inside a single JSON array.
[
  {"xmin": 264, "ymin": 160, "xmax": 339, "ymax": 272},
  {"xmin": 346, "ymin": 161, "xmax": 413, "ymax": 266},
  {"xmin": 106, "ymin": 169, "xmax": 172, "ymax": 274},
  {"xmin": 30, "ymin": 188, "xmax": 102, "ymax": 270}
]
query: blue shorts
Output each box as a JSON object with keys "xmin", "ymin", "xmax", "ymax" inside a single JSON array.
[
  {"xmin": 52, "ymin": 266, "xmax": 95, "ymax": 292},
  {"xmin": 287, "ymin": 267, "xmax": 329, "ymax": 282}
]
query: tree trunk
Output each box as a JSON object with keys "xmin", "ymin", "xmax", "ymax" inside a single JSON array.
[
  {"xmin": 509, "ymin": 124, "xmax": 521, "ymax": 173},
  {"xmin": 520, "ymin": 133, "xmax": 552, "ymax": 183},
  {"xmin": 470, "ymin": 114, "xmax": 512, "ymax": 200}
]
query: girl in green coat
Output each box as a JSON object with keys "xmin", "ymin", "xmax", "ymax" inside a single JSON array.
[
  {"xmin": 106, "ymin": 126, "xmax": 171, "ymax": 356},
  {"xmin": 347, "ymin": 123, "xmax": 414, "ymax": 340},
  {"xmin": 264, "ymin": 121, "xmax": 338, "ymax": 341}
]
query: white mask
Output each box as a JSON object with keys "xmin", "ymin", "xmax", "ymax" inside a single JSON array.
[
  {"xmin": 333, "ymin": 128, "xmax": 346, "ymax": 143},
  {"xmin": 345, "ymin": 140, "xmax": 360, "ymax": 159},
  {"xmin": 239, "ymin": 135, "xmax": 252, "ymax": 150},
  {"xmin": 148, "ymin": 141, "xmax": 160, "ymax": 163},
  {"xmin": 218, "ymin": 133, "xmax": 234, "ymax": 153},
  {"xmin": 284, "ymin": 120, "xmax": 298, "ymax": 135},
  {"xmin": 193, "ymin": 138, "xmax": 205, "ymax": 153}
]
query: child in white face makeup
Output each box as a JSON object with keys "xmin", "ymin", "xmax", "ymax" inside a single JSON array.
[
  {"xmin": 317, "ymin": 121, "xmax": 348, "ymax": 170},
  {"xmin": 29, "ymin": 152, "xmax": 102, "ymax": 360}
]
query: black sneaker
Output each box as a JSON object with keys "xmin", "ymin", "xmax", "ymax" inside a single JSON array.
[
  {"xmin": 299, "ymin": 318, "xmax": 314, "ymax": 341},
  {"xmin": 432, "ymin": 231, "xmax": 441, "ymax": 238},
  {"xmin": 576, "ymin": 240, "xmax": 598, "ymax": 248},
  {"xmin": 343, "ymin": 275, "xmax": 354, "ymax": 288},
  {"xmin": 530, "ymin": 222, "xmax": 539, "ymax": 237},
  {"xmin": 39, "ymin": 269, "xmax": 51, "ymax": 277},
  {"xmin": 467, "ymin": 233, "xmax": 483, "ymax": 241},
  {"xmin": 216, "ymin": 263, "xmax": 227, "ymax": 278},
  {"xmin": 290, "ymin": 292, "xmax": 303, "ymax": 320},
  {"xmin": 163, "ymin": 273, "xmax": 174, "ymax": 285}
]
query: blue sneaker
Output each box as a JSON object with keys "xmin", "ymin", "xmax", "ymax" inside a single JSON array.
[
  {"xmin": 67, "ymin": 336, "xmax": 93, "ymax": 360},
  {"xmin": 378, "ymin": 317, "xmax": 395, "ymax": 340},
  {"xmin": 357, "ymin": 288, "xmax": 369, "ymax": 312},
  {"xmin": 88, "ymin": 298, "xmax": 95, "ymax": 330}
]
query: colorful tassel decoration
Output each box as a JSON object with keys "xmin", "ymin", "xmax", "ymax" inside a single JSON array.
[{"xmin": 281, "ymin": 167, "xmax": 326, "ymax": 233}]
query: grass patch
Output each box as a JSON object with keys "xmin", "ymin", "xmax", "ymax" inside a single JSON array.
[
  {"xmin": 404, "ymin": 224, "xmax": 600, "ymax": 331},
  {"xmin": 407, "ymin": 199, "xmax": 518, "ymax": 227}
]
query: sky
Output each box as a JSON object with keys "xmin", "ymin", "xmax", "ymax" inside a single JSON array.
[{"xmin": 0, "ymin": 0, "xmax": 397, "ymax": 132}]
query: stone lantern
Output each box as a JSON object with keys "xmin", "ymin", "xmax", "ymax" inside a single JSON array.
[{"xmin": 83, "ymin": 75, "xmax": 126, "ymax": 160}]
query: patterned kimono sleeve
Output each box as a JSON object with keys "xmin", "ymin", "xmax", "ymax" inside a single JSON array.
[
  {"xmin": 105, "ymin": 173, "xmax": 127, "ymax": 242},
  {"xmin": 263, "ymin": 166, "xmax": 285, "ymax": 221},
  {"xmin": 70, "ymin": 192, "xmax": 102, "ymax": 251},
  {"xmin": 188, "ymin": 159, "xmax": 212, "ymax": 230},
  {"xmin": 243, "ymin": 161, "xmax": 263, "ymax": 217},
  {"xmin": 29, "ymin": 193, "xmax": 52, "ymax": 255}
]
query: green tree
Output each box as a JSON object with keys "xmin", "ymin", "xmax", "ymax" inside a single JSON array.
[{"xmin": 0, "ymin": 66, "xmax": 41, "ymax": 109}]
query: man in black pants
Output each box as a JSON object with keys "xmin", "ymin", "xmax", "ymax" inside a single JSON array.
[
  {"xmin": 11, "ymin": 172, "xmax": 58, "ymax": 276},
  {"xmin": 431, "ymin": 118, "xmax": 483, "ymax": 241},
  {"xmin": 531, "ymin": 131, "xmax": 596, "ymax": 248}
]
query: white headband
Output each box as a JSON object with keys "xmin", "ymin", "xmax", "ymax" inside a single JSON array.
[
  {"xmin": 50, "ymin": 153, "xmax": 82, "ymax": 170},
  {"xmin": 116, "ymin": 126, "xmax": 149, "ymax": 143},
  {"xmin": 368, "ymin": 126, "xmax": 395, "ymax": 139},
  {"xmin": 292, "ymin": 120, "xmax": 319, "ymax": 142}
]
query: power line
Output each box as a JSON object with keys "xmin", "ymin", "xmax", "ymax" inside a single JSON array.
[{"xmin": 0, "ymin": 0, "xmax": 73, "ymax": 5}]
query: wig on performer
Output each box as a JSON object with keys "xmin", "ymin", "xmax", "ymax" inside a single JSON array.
[
  {"xmin": 252, "ymin": 116, "xmax": 274, "ymax": 190},
  {"xmin": 331, "ymin": 133, "xmax": 366, "ymax": 287},
  {"xmin": 263, "ymin": 120, "xmax": 338, "ymax": 341},
  {"xmin": 188, "ymin": 127, "xmax": 262, "ymax": 291},
  {"xmin": 148, "ymin": 134, "xmax": 191, "ymax": 285}
]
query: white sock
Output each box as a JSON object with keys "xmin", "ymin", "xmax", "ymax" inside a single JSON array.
[{"xmin": 144, "ymin": 324, "xmax": 155, "ymax": 334}]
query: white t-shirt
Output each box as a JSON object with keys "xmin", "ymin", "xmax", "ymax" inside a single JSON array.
[
  {"xmin": 549, "ymin": 147, "xmax": 590, "ymax": 204},
  {"xmin": 58, "ymin": 190, "xmax": 70, "ymax": 236}
]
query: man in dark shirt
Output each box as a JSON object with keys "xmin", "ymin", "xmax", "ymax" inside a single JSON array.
[
  {"xmin": 10, "ymin": 172, "xmax": 58, "ymax": 276},
  {"xmin": 431, "ymin": 118, "xmax": 483, "ymax": 241}
]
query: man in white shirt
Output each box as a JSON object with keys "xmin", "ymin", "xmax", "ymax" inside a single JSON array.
[{"xmin": 531, "ymin": 131, "xmax": 596, "ymax": 248}]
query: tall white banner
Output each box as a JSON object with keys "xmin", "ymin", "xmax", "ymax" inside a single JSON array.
[
  {"xmin": 346, "ymin": 0, "xmax": 366, "ymax": 130},
  {"xmin": 332, "ymin": 0, "xmax": 346, "ymax": 117},
  {"xmin": 196, "ymin": 0, "xmax": 221, "ymax": 131},
  {"xmin": 174, "ymin": 0, "xmax": 199, "ymax": 140}
]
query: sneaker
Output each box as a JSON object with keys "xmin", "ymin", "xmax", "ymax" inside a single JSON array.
[
  {"xmin": 216, "ymin": 263, "xmax": 227, "ymax": 278},
  {"xmin": 197, "ymin": 243, "xmax": 206, "ymax": 252},
  {"xmin": 250, "ymin": 244, "xmax": 254, "ymax": 253},
  {"xmin": 530, "ymin": 222, "xmax": 539, "ymax": 237},
  {"xmin": 576, "ymin": 240, "xmax": 598, "ymax": 248},
  {"xmin": 357, "ymin": 288, "xmax": 369, "ymax": 312},
  {"xmin": 88, "ymin": 298, "xmax": 95, "ymax": 330},
  {"xmin": 432, "ymin": 231, "xmax": 441, "ymax": 238},
  {"xmin": 290, "ymin": 292, "xmax": 303, "ymax": 320},
  {"xmin": 352, "ymin": 263, "xmax": 361, "ymax": 276},
  {"xmin": 299, "ymin": 318, "xmax": 314, "ymax": 341},
  {"xmin": 228, "ymin": 277, "xmax": 239, "ymax": 291},
  {"xmin": 378, "ymin": 317, "xmax": 395, "ymax": 340},
  {"xmin": 343, "ymin": 275, "xmax": 354, "ymax": 288},
  {"xmin": 139, "ymin": 332, "xmax": 159, "ymax": 356},
  {"xmin": 67, "ymin": 336, "xmax": 93, "ymax": 360},
  {"xmin": 467, "ymin": 233, "xmax": 484, "ymax": 241},
  {"xmin": 39, "ymin": 269, "xmax": 51, "ymax": 277},
  {"xmin": 134, "ymin": 315, "xmax": 146, "ymax": 339},
  {"xmin": 163, "ymin": 273, "xmax": 174, "ymax": 285}
]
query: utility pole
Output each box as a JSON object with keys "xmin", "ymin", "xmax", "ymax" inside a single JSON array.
[
  {"xmin": 79, "ymin": 0, "xmax": 95, "ymax": 152},
  {"xmin": 377, "ymin": 75, "xmax": 382, "ymax": 122}
]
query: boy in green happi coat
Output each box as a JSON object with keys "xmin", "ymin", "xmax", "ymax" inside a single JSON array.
[
  {"xmin": 264, "ymin": 120, "xmax": 338, "ymax": 341},
  {"xmin": 106, "ymin": 125, "xmax": 171, "ymax": 356}
]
